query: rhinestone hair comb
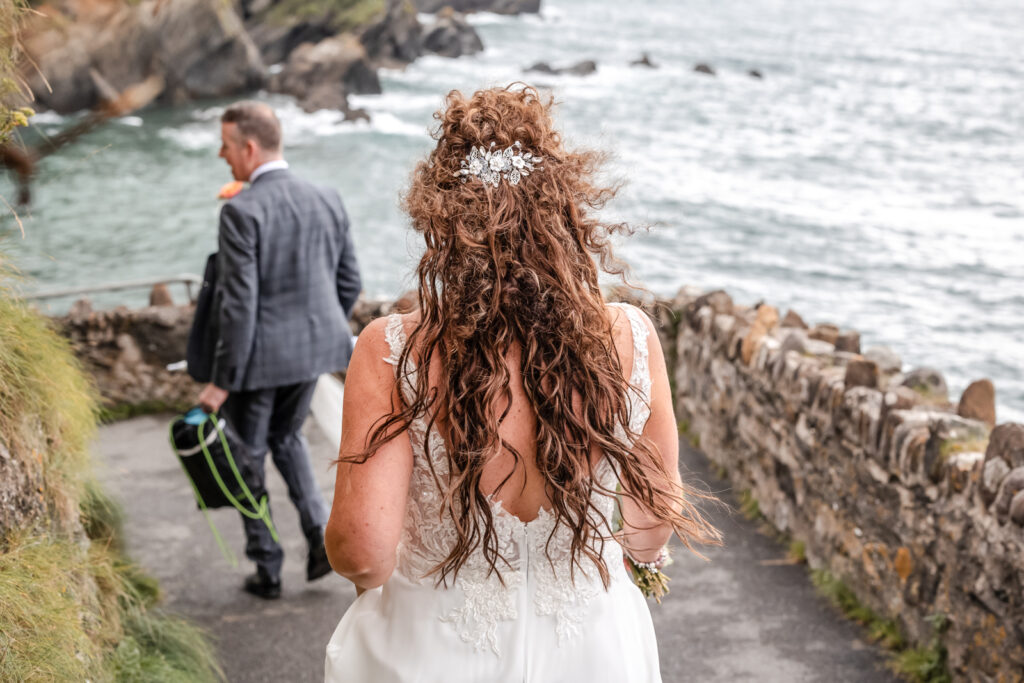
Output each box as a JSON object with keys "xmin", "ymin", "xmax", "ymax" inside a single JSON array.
[{"xmin": 454, "ymin": 141, "xmax": 542, "ymax": 187}]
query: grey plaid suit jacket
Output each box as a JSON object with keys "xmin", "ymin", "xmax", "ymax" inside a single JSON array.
[{"xmin": 211, "ymin": 168, "xmax": 362, "ymax": 392}]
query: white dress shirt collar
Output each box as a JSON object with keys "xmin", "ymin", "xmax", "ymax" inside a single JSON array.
[{"xmin": 249, "ymin": 159, "xmax": 289, "ymax": 183}]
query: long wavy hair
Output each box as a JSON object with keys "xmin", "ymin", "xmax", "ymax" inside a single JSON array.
[{"xmin": 350, "ymin": 85, "xmax": 719, "ymax": 586}]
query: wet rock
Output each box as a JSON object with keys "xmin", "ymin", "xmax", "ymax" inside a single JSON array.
[
  {"xmin": 693, "ymin": 63, "xmax": 716, "ymax": 76},
  {"xmin": 270, "ymin": 35, "xmax": 380, "ymax": 117},
  {"xmin": 781, "ymin": 309, "xmax": 808, "ymax": 329},
  {"xmin": 526, "ymin": 60, "xmax": 597, "ymax": 76},
  {"xmin": 957, "ymin": 379, "xmax": 996, "ymax": 428},
  {"xmin": 809, "ymin": 323, "xmax": 840, "ymax": 345},
  {"xmin": 748, "ymin": 69, "xmax": 764, "ymax": 79},
  {"xmin": 885, "ymin": 386, "xmax": 920, "ymax": 410},
  {"xmin": 149, "ymin": 284, "xmax": 174, "ymax": 307},
  {"xmin": 845, "ymin": 359, "xmax": 879, "ymax": 389},
  {"xmin": 901, "ymin": 367, "xmax": 948, "ymax": 401},
  {"xmin": 413, "ymin": 0, "xmax": 541, "ymax": 14},
  {"xmin": 986, "ymin": 423, "xmax": 1024, "ymax": 469},
  {"xmin": 631, "ymin": 53, "xmax": 657, "ymax": 68},
  {"xmin": 360, "ymin": 0, "xmax": 425, "ymax": 65},
  {"xmin": 24, "ymin": 0, "xmax": 265, "ymax": 113},
  {"xmin": 865, "ymin": 346, "xmax": 901, "ymax": 374},
  {"xmin": 247, "ymin": 21, "xmax": 335, "ymax": 66},
  {"xmin": 835, "ymin": 331, "xmax": 861, "ymax": 354},
  {"xmin": 421, "ymin": 9, "xmax": 484, "ymax": 58}
]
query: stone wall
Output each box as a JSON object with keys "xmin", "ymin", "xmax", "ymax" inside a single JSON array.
[
  {"xmin": 57, "ymin": 288, "xmax": 1023, "ymax": 678},
  {"xmin": 55, "ymin": 300, "xmax": 201, "ymax": 413},
  {"xmin": 663, "ymin": 286, "xmax": 1023, "ymax": 681},
  {"xmin": 53, "ymin": 296, "xmax": 405, "ymax": 412}
]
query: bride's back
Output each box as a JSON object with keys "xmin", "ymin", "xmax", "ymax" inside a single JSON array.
[{"xmin": 404, "ymin": 306, "xmax": 639, "ymax": 524}]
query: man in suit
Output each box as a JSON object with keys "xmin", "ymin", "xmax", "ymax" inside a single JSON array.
[{"xmin": 198, "ymin": 101, "xmax": 361, "ymax": 599}]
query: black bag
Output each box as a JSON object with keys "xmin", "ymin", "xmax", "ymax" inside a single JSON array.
[
  {"xmin": 186, "ymin": 253, "xmax": 218, "ymax": 383},
  {"xmin": 168, "ymin": 407, "xmax": 278, "ymax": 562}
]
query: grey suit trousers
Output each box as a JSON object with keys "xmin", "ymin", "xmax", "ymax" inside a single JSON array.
[{"xmin": 221, "ymin": 380, "xmax": 329, "ymax": 578}]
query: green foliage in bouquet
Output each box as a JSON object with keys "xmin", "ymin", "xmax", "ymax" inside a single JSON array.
[
  {"xmin": 613, "ymin": 485, "xmax": 673, "ymax": 603},
  {"xmin": 625, "ymin": 549, "xmax": 673, "ymax": 604}
]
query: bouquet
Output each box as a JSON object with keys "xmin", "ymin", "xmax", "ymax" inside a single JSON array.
[{"xmin": 614, "ymin": 485, "xmax": 673, "ymax": 603}]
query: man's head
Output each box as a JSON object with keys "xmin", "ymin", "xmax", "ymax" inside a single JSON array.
[{"xmin": 219, "ymin": 101, "xmax": 283, "ymax": 181}]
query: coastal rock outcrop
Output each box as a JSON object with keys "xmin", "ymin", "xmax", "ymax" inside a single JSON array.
[
  {"xmin": 360, "ymin": 0, "xmax": 425, "ymax": 65},
  {"xmin": 525, "ymin": 60, "xmax": 597, "ymax": 76},
  {"xmin": 22, "ymin": 0, "xmax": 265, "ymax": 114},
  {"xmin": 269, "ymin": 35, "xmax": 379, "ymax": 117},
  {"xmin": 421, "ymin": 9, "xmax": 484, "ymax": 58},
  {"xmin": 413, "ymin": 0, "xmax": 541, "ymax": 14}
]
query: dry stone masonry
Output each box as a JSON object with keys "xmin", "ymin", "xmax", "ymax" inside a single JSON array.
[
  {"xmin": 54, "ymin": 287, "xmax": 1022, "ymax": 679},
  {"xmin": 661, "ymin": 286, "xmax": 1022, "ymax": 681}
]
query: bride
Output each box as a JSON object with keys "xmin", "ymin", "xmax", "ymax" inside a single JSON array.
[{"xmin": 324, "ymin": 85, "xmax": 720, "ymax": 682}]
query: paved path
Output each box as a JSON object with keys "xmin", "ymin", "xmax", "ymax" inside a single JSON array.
[{"xmin": 94, "ymin": 415, "xmax": 898, "ymax": 682}]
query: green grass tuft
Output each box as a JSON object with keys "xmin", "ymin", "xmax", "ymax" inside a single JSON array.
[
  {"xmin": 787, "ymin": 539, "xmax": 806, "ymax": 564},
  {"xmin": 811, "ymin": 569, "xmax": 950, "ymax": 682},
  {"xmin": 738, "ymin": 489, "xmax": 762, "ymax": 521},
  {"xmin": 0, "ymin": 265, "xmax": 100, "ymax": 528},
  {"xmin": 264, "ymin": 0, "xmax": 386, "ymax": 31}
]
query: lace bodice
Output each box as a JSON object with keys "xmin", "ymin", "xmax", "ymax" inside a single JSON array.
[{"xmin": 382, "ymin": 303, "xmax": 652, "ymax": 657}]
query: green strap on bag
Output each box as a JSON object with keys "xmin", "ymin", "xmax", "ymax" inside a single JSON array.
[{"xmin": 168, "ymin": 411, "xmax": 279, "ymax": 566}]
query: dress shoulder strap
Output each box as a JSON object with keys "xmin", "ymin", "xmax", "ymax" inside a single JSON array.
[
  {"xmin": 383, "ymin": 313, "xmax": 407, "ymax": 369},
  {"xmin": 608, "ymin": 303, "xmax": 652, "ymax": 403}
]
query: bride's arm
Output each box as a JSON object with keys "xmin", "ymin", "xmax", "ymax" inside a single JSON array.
[
  {"xmin": 325, "ymin": 316, "xmax": 414, "ymax": 591},
  {"xmin": 614, "ymin": 312, "xmax": 682, "ymax": 562}
]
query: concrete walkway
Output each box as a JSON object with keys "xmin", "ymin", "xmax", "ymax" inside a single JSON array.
[{"xmin": 94, "ymin": 415, "xmax": 898, "ymax": 682}]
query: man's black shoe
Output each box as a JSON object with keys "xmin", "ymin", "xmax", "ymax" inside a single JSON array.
[
  {"xmin": 307, "ymin": 527, "xmax": 332, "ymax": 582},
  {"xmin": 243, "ymin": 567, "xmax": 281, "ymax": 599}
]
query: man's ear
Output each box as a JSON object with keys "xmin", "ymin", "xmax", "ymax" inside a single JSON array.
[{"xmin": 245, "ymin": 139, "xmax": 259, "ymax": 159}]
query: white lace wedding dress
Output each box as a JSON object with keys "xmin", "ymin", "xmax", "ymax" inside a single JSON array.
[{"xmin": 325, "ymin": 304, "xmax": 661, "ymax": 682}]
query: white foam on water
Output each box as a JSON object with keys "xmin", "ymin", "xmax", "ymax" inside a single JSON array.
[
  {"xmin": 29, "ymin": 110, "xmax": 67, "ymax": 125},
  {"xmin": 117, "ymin": 116, "xmax": 144, "ymax": 127}
]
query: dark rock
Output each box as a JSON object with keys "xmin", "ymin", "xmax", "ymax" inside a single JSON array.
[
  {"xmin": 360, "ymin": 0, "xmax": 425, "ymax": 65},
  {"xmin": 24, "ymin": 0, "xmax": 265, "ymax": 114},
  {"xmin": 865, "ymin": 346, "xmax": 901, "ymax": 374},
  {"xmin": 781, "ymin": 309, "xmax": 808, "ymax": 329},
  {"xmin": 809, "ymin": 323, "xmax": 840, "ymax": 345},
  {"xmin": 748, "ymin": 69, "xmax": 764, "ymax": 79},
  {"xmin": 957, "ymin": 379, "xmax": 996, "ymax": 428},
  {"xmin": 986, "ymin": 423, "xmax": 1024, "ymax": 469},
  {"xmin": 834, "ymin": 331, "xmax": 861, "ymax": 354},
  {"xmin": 413, "ymin": 0, "xmax": 541, "ymax": 14},
  {"xmin": 149, "ymin": 284, "xmax": 174, "ymax": 307},
  {"xmin": 693, "ymin": 63, "xmax": 716, "ymax": 76},
  {"xmin": 270, "ymin": 35, "xmax": 380, "ymax": 116},
  {"xmin": 901, "ymin": 367, "xmax": 949, "ymax": 401},
  {"xmin": 631, "ymin": 53, "xmax": 657, "ymax": 68},
  {"xmin": 299, "ymin": 84, "xmax": 370, "ymax": 121},
  {"xmin": 247, "ymin": 21, "xmax": 335, "ymax": 66},
  {"xmin": 421, "ymin": 9, "xmax": 484, "ymax": 58},
  {"xmin": 845, "ymin": 359, "xmax": 879, "ymax": 389},
  {"xmin": 525, "ymin": 60, "xmax": 597, "ymax": 76}
]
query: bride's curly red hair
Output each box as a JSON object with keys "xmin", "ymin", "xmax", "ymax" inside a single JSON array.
[{"xmin": 355, "ymin": 84, "xmax": 718, "ymax": 585}]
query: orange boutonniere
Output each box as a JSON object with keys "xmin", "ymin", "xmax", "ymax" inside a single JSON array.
[{"xmin": 218, "ymin": 181, "xmax": 246, "ymax": 199}]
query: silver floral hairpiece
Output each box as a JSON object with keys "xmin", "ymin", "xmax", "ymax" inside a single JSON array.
[{"xmin": 454, "ymin": 141, "xmax": 542, "ymax": 187}]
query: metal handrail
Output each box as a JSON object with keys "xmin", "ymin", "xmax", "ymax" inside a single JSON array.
[{"xmin": 25, "ymin": 274, "xmax": 203, "ymax": 303}]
